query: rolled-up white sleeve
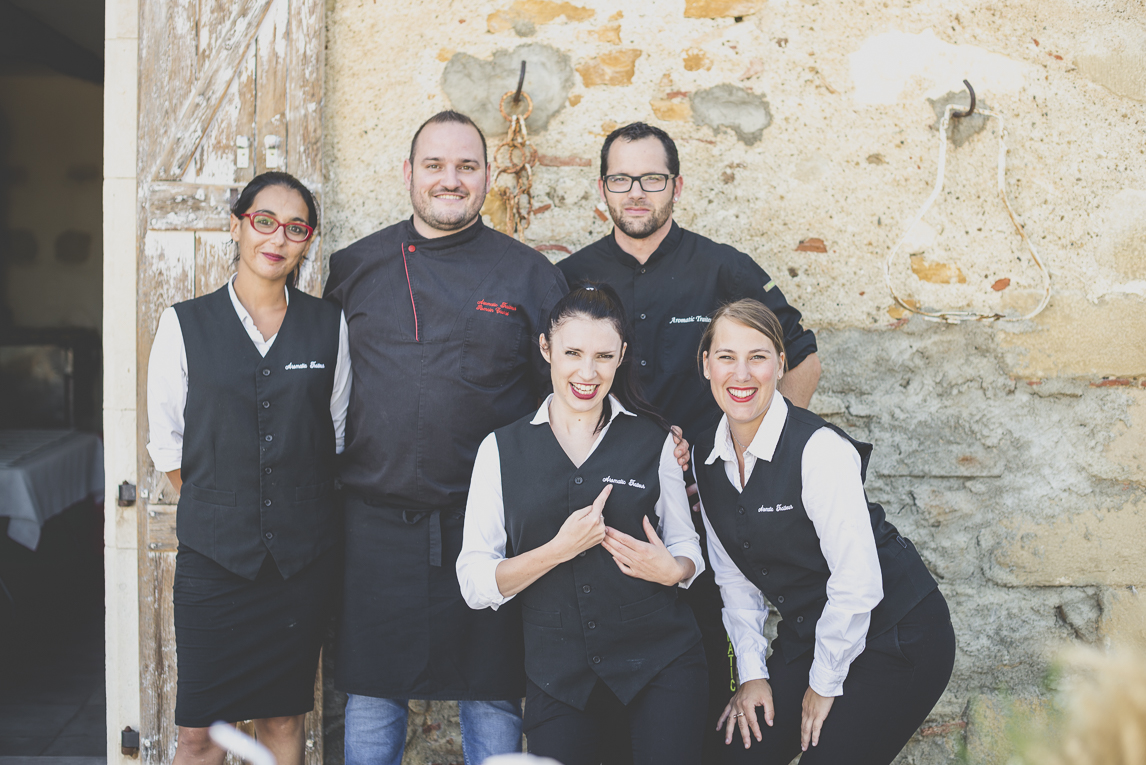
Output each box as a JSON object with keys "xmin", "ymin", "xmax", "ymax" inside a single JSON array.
[
  {"xmin": 655, "ymin": 433, "xmax": 704, "ymax": 588},
  {"xmin": 698, "ymin": 484, "xmax": 772, "ymax": 684},
  {"xmin": 330, "ymin": 311, "xmax": 352, "ymax": 454},
  {"xmin": 803, "ymin": 427, "xmax": 884, "ymax": 697},
  {"xmin": 458, "ymin": 433, "xmax": 514, "ymax": 610},
  {"xmin": 145, "ymin": 307, "xmax": 187, "ymax": 472}
]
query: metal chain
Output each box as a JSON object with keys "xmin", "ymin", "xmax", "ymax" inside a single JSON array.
[
  {"xmin": 884, "ymin": 103, "xmax": 1052, "ymax": 324},
  {"xmin": 491, "ymin": 90, "xmax": 539, "ymax": 240}
]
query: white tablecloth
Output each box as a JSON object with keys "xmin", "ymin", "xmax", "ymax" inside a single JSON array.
[{"xmin": 0, "ymin": 429, "xmax": 104, "ymax": 550}]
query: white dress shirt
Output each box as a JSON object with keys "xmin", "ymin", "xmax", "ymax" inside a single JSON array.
[
  {"xmin": 146, "ymin": 276, "xmax": 352, "ymax": 472},
  {"xmin": 457, "ymin": 394, "xmax": 704, "ymax": 610},
  {"xmin": 697, "ymin": 391, "xmax": 884, "ymax": 698}
]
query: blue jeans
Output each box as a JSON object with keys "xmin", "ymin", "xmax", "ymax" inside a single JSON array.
[{"xmin": 344, "ymin": 694, "xmax": 522, "ymax": 765}]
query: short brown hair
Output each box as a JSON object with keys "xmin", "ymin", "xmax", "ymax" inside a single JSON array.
[
  {"xmin": 409, "ymin": 110, "xmax": 487, "ymax": 165},
  {"xmin": 697, "ymin": 299, "xmax": 787, "ymax": 373}
]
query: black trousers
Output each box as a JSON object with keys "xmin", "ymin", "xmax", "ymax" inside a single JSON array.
[
  {"xmin": 524, "ymin": 642, "xmax": 708, "ymax": 765},
  {"xmin": 721, "ymin": 589, "xmax": 956, "ymax": 765}
]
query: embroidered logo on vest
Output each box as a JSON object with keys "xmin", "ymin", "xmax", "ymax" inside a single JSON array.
[
  {"xmin": 602, "ymin": 476, "xmax": 647, "ymax": 489},
  {"xmin": 757, "ymin": 503, "xmax": 794, "ymax": 513},
  {"xmin": 668, "ymin": 315, "xmax": 711, "ymax": 324},
  {"xmin": 285, "ymin": 362, "xmax": 326, "ymax": 370}
]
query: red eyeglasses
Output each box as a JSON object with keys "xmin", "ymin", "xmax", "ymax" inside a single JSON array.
[{"xmin": 239, "ymin": 213, "xmax": 315, "ymax": 242}]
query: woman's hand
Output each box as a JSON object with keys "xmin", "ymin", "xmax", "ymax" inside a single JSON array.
[
  {"xmin": 552, "ymin": 485, "xmax": 611, "ymax": 561},
  {"xmin": 602, "ymin": 515, "xmax": 693, "ymax": 586},
  {"xmin": 800, "ymin": 687, "xmax": 835, "ymax": 751},
  {"xmin": 717, "ymin": 678, "xmax": 775, "ymax": 748},
  {"xmin": 670, "ymin": 426, "xmax": 690, "ymax": 472}
]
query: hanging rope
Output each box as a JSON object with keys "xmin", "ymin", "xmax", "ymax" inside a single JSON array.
[
  {"xmin": 884, "ymin": 84, "xmax": 1052, "ymax": 324},
  {"xmin": 491, "ymin": 88, "xmax": 539, "ymax": 240}
]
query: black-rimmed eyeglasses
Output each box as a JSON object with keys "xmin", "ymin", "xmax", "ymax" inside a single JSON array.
[{"xmin": 602, "ymin": 173, "xmax": 676, "ymax": 194}]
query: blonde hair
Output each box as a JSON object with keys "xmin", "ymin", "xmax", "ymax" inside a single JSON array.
[{"xmin": 697, "ymin": 299, "xmax": 787, "ymax": 373}]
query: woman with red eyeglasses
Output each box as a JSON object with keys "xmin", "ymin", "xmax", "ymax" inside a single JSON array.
[{"xmin": 146, "ymin": 172, "xmax": 350, "ymax": 765}]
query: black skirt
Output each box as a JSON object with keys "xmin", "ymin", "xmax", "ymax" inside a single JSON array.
[{"xmin": 173, "ymin": 544, "xmax": 338, "ymax": 728}]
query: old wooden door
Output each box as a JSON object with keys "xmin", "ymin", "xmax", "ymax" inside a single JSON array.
[{"xmin": 134, "ymin": 0, "xmax": 325, "ymax": 763}]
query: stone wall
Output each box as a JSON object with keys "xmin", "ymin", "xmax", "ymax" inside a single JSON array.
[{"xmin": 320, "ymin": 1, "xmax": 1146, "ymax": 762}]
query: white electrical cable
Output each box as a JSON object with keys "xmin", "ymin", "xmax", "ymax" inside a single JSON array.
[{"xmin": 884, "ymin": 102, "xmax": 1052, "ymax": 324}]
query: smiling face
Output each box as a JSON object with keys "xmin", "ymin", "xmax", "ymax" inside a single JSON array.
[
  {"xmin": 599, "ymin": 136, "xmax": 682, "ymax": 240},
  {"xmin": 541, "ymin": 315, "xmax": 627, "ymax": 419},
  {"xmin": 404, "ymin": 120, "xmax": 489, "ymax": 237},
  {"xmin": 703, "ymin": 317, "xmax": 786, "ymax": 430},
  {"xmin": 229, "ymin": 185, "xmax": 312, "ymax": 285}
]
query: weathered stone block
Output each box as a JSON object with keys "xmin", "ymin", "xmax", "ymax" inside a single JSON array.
[
  {"xmin": 487, "ymin": 0, "xmax": 594, "ymax": 36},
  {"xmin": 1094, "ymin": 189, "xmax": 1146, "ymax": 281},
  {"xmin": 576, "ymin": 49, "xmax": 643, "ymax": 87},
  {"xmin": 683, "ymin": 0, "xmax": 761, "ymax": 19},
  {"xmin": 998, "ymin": 294, "xmax": 1146, "ymax": 378},
  {"xmin": 982, "ymin": 501, "xmax": 1146, "ymax": 588},
  {"xmin": 1075, "ymin": 25, "xmax": 1146, "ymax": 102}
]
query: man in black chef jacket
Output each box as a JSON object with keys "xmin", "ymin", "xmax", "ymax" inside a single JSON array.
[
  {"xmin": 558, "ymin": 122, "xmax": 821, "ymax": 765},
  {"xmin": 324, "ymin": 111, "xmax": 568, "ymax": 765}
]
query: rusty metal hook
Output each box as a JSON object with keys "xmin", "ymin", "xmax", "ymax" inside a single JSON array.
[
  {"xmin": 513, "ymin": 61, "xmax": 527, "ymax": 105},
  {"xmin": 951, "ymin": 79, "xmax": 976, "ymax": 119}
]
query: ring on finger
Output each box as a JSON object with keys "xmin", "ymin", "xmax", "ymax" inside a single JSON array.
[{"xmin": 735, "ymin": 713, "xmax": 745, "ymax": 718}]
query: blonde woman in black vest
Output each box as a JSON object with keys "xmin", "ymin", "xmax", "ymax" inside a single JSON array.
[
  {"xmin": 458, "ymin": 284, "xmax": 707, "ymax": 765},
  {"xmin": 146, "ymin": 172, "xmax": 350, "ymax": 765},
  {"xmin": 692, "ymin": 300, "xmax": 954, "ymax": 765}
]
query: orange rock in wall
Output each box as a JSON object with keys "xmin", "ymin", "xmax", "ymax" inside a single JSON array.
[
  {"xmin": 684, "ymin": 0, "xmax": 762, "ymax": 18},
  {"xmin": 576, "ymin": 49, "xmax": 643, "ymax": 87},
  {"xmin": 487, "ymin": 0, "xmax": 594, "ymax": 34}
]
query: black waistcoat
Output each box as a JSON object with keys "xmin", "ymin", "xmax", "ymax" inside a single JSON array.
[
  {"xmin": 174, "ymin": 285, "xmax": 341, "ymax": 580},
  {"xmin": 694, "ymin": 402, "xmax": 937, "ymax": 663},
  {"xmin": 497, "ymin": 408, "xmax": 702, "ymax": 710}
]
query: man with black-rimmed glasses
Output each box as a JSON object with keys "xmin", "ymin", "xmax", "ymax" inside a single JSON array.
[{"xmin": 558, "ymin": 122, "xmax": 821, "ymax": 764}]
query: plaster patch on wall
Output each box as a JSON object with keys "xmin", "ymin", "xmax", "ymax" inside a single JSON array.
[
  {"xmin": 849, "ymin": 29, "xmax": 1030, "ymax": 105},
  {"xmin": 442, "ymin": 44, "xmax": 575, "ymax": 137},
  {"xmin": 1094, "ymin": 189, "xmax": 1146, "ymax": 281},
  {"xmin": 690, "ymin": 83, "xmax": 771, "ymax": 144},
  {"xmin": 1075, "ymin": 25, "xmax": 1146, "ymax": 103}
]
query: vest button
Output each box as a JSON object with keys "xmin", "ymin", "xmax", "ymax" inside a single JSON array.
[
  {"xmin": 264, "ymin": 499, "xmax": 272, "ymax": 506},
  {"xmin": 742, "ymin": 541, "xmax": 750, "ymax": 549},
  {"xmin": 776, "ymin": 595, "xmax": 785, "ymax": 604},
  {"xmin": 640, "ymin": 268, "xmax": 647, "ymax": 274},
  {"xmin": 592, "ymin": 656, "xmax": 602, "ymax": 664},
  {"xmin": 265, "ymin": 435, "xmax": 273, "ymax": 442},
  {"xmin": 760, "ymin": 568, "xmax": 768, "ymax": 576},
  {"xmin": 574, "ymin": 476, "xmax": 583, "ymax": 485},
  {"xmin": 640, "ymin": 360, "xmax": 647, "ymax": 366},
  {"xmin": 582, "ymin": 584, "xmax": 591, "ymax": 593},
  {"xmin": 265, "ymin": 467, "xmax": 272, "ymax": 474},
  {"xmin": 796, "ymin": 615, "xmax": 804, "ymax": 623},
  {"xmin": 587, "ymin": 621, "xmax": 596, "ymax": 629},
  {"xmin": 578, "ymin": 551, "xmax": 586, "ymax": 558},
  {"xmin": 262, "ymin": 369, "xmax": 270, "ymax": 376},
  {"xmin": 264, "ymin": 531, "xmax": 273, "ymax": 539},
  {"xmin": 737, "ymin": 506, "xmax": 745, "ymax": 515},
  {"xmin": 263, "ymin": 401, "xmax": 270, "ymax": 408},
  {"xmin": 640, "ymin": 313, "xmax": 646, "ymax": 320}
]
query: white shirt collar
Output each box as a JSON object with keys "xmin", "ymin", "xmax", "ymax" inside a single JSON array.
[
  {"xmin": 227, "ymin": 274, "xmax": 289, "ymax": 341},
  {"xmin": 530, "ymin": 393, "xmax": 636, "ymax": 426},
  {"xmin": 704, "ymin": 390, "xmax": 788, "ymax": 466}
]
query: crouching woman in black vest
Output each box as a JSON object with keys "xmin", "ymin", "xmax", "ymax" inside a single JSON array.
[
  {"xmin": 457, "ymin": 284, "xmax": 707, "ymax": 765},
  {"xmin": 146, "ymin": 172, "xmax": 350, "ymax": 765},
  {"xmin": 692, "ymin": 300, "xmax": 955, "ymax": 765}
]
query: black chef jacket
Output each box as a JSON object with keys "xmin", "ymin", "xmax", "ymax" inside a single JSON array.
[
  {"xmin": 325, "ymin": 217, "xmax": 567, "ymax": 701},
  {"xmin": 558, "ymin": 222, "xmax": 817, "ymax": 440},
  {"xmin": 325, "ymin": 217, "xmax": 568, "ymax": 509}
]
